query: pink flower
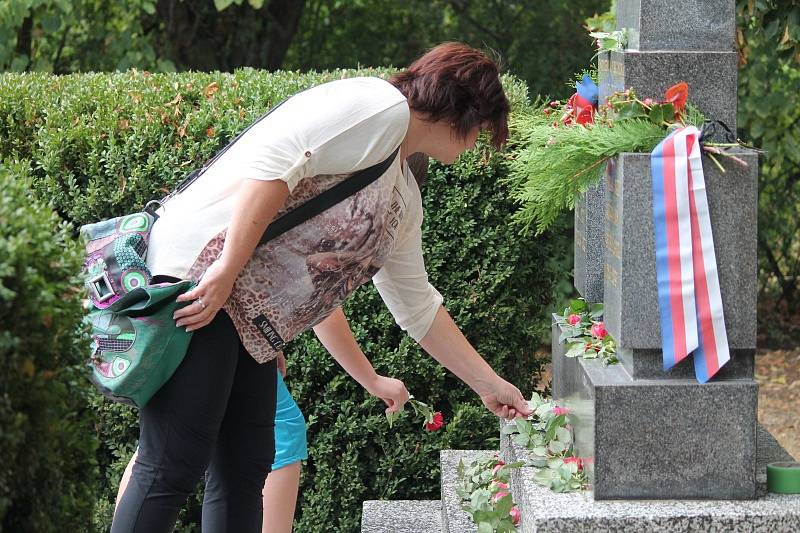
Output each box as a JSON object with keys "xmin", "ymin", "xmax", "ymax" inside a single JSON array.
[
  {"xmin": 564, "ymin": 456, "xmax": 583, "ymax": 471},
  {"xmin": 509, "ymin": 507, "xmax": 521, "ymax": 525},
  {"xmin": 567, "ymin": 313, "xmax": 581, "ymax": 326},
  {"xmin": 490, "ymin": 481, "xmax": 509, "ymax": 491},
  {"xmin": 491, "ymin": 491, "xmax": 510, "ymax": 503},
  {"xmin": 425, "ymin": 411, "xmax": 444, "ymax": 431},
  {"xmin": 491, "ymin": 462, "xmax": 505, "ymax": 477},
  {"xmin": 643, "ymin": 97, "xmax": 654, "ymax": 106},
  {"xmin": 552, "ymin": 406, "xmax": 569, "ymax": 416},
  {"xmin": 590, "ymin": 322, "xmax": 608, "ymax": 339}
]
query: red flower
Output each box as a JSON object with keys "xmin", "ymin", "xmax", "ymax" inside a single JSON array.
[
  {"xmin": 509, "ymin": 506, "xmax": 521, "ymax": 525},
  {"xmin": 425, "ymin": 411, "xmax": 444, "ymax": 431},
  {"xmin": 664, "ymin": 82, "xmax": 688, "ymax": 114},
  {"xmin": 552, "ymin": 406, "xmax": 569, "ymax": 416},
  {"xmin": 564, "ymin": 93, "xmax": 595, "ymax": 125},
  {"xmin": 564, "ymin": 456, "xmax": 583, "ymax": 471},
  {"xmin": 590, "ymin": 322, "xmax": 608, "ymax": 339},
  {"xmin": 567, "ymin": 313, "xmax": 581, "ymax": 326}
]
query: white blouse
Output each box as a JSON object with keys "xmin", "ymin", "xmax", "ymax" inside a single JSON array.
[{"xmin": 147, "ymin": 76, "xmax": 442, "ymax": 342}]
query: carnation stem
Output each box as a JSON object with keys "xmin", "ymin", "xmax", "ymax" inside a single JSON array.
[
  {"xmin": 717, "ymin": 152, "xmax": 749, "ymax": 167},
  {"xmin": 706, "ymin": 152, "xmax": 726, "ymax": 173}
]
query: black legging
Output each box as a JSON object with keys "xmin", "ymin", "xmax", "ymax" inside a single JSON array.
[{"xmin": 112, "ymin": 310, "xmax": 278, "ymax": 533}]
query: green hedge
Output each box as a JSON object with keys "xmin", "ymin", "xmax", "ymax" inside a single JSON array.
[
  {"xmin": 0, "ymin": 163, "xmax": 99, "ymax": 532},
  {"xmin": 0, "ymin": 68, "xmax": 558, "ymax": 532}
]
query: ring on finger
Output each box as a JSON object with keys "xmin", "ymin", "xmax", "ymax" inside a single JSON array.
[{"xmin": 197, "ymin": 297, "xmax": 207, "ymax": 310}]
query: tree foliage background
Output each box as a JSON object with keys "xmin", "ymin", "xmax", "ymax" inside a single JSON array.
[
  {"xmin": 3, "ymin": 0, "xmax": 796, "ymax": 303},
  {"xmin": 0, "ymin": 0, "xmax": 608, "ymax": 94}
]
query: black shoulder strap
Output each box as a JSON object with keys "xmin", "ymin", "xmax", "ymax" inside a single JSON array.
[{"xmin": 258, "ymin": 146, "xmax": 400, "ymax": 245}]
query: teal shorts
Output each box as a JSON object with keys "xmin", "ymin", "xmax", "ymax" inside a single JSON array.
[{"xmin": 272, "ymin": 372, "xmax": 308, "ymax": 470}]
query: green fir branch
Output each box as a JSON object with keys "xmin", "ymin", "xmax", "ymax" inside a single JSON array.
[{"xmin": 503, "ymin": 104, "xmax": 706, "ymax": 235}]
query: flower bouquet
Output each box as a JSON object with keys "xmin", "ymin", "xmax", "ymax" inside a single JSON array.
[
  {"xmin": 456, "ymin": 455, "xmax": 524, "ymax": 532},
  {"xmin": 554, "ymin": 298, "xmax": 617, "ymax": 365},
  {"xmin": 500, "ymin": 392, "xmax": 588, "ymax": 493},
  {"xmin": 504, "ymin": 76, "xmax": 727, "ymax": 234}
]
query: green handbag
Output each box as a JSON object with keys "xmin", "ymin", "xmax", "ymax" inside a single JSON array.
[
  {"xmin": 81, "ymin": 212, "xmax": 196, "ymax": 408},
  {"xmin": 87, "ymin": 280, "xmax": 196, "ymax": 407}
]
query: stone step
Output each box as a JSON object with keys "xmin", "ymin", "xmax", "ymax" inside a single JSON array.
[
  {"xmin": 440, "ymin": 449, "xmax": 497, "ymax": 533},
  {"xmin": 499, "ymin": 420, "xmax": 800, "ymax": 532},
  {"xmin": 360, "ymin": 500, "xmax": 443, "ymax": 533}
]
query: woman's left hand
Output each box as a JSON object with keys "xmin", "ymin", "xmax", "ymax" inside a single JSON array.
[
  {"xmin": 479, "ymin": 375, "xmax": 532, "ymax": 420},
  {"xmin": 174, "ymin": 259, "xmax": 237, "ymax": 332}
]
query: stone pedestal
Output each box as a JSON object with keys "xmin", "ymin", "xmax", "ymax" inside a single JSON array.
[
  {"xmin": 559, "ymin": 357, "xmax": 758, "ymax": 499},
  {"xmin": 603, "ymin": 151, "xmax": 758, "ymax": 352},
  {"xmin": 499, "ymin": 425, "xmax": 800, "ymax": 533},
  {"xmin": 554, "ymin": 0, "xmax": 764, "ymax": 503},
  {"xmin": 616, "ymin": 0, "xmax": 736, "ymax": 52}
]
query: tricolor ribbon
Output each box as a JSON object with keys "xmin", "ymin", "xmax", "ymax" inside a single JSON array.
[{"xmin": 651, "ymin": 126, "xmax": 730, "ymax": 382}]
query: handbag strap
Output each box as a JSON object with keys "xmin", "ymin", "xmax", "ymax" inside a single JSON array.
[
  {"xmin": 148, "ymin": 98, "xmax": 291, "ymax": 213},
  {"xmin": 258, "ymin": 146, "xmax": 399, "ymax": 245}
]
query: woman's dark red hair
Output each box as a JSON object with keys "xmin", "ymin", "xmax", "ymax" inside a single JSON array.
[{"xmin": 389, "ymin": 42, "xmax": 510, "ymax": 149}]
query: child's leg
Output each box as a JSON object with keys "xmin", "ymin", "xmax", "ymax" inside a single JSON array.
[
  {"xmin": 263, "ymin": 372, "xmax": 308, "ymax": 533},
  {"xmin": 115, "ymin": 450, "xmax": 137, "ymax": 514},
  {"xmin": 261, "ymin": 461, "xmax": 302, "ymax": 533}
]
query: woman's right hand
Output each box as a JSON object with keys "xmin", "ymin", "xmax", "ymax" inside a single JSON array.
[
  {"xmin": 366, "ymin": 375, "xmax": 410, "ymax": 414},
  {"xmin": 478, "ymin": 374, "xmax": 532, "ymax": 421},
  {"xmin": 174, "ymin": 259, "xmax": 238, "ymax": 332}
]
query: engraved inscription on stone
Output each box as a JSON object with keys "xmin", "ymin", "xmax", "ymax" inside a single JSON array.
[
  {"xmin": 605, "ymin": 167, "xmax": 617, "ymax": 195},
  {"xmin": 604, "ymin": 262, "xmax": 619, "ymax": 289},
  {"xmin": 610, "ymin": 56, "xmax": 624, "ymax": 78},
  {"xmin": 576, "ymin": 229, "xmax": 587, "ymax": 253},
  {"xmin": 575, "ymin": 201, "xmax": 587, "ymax": 252},
  {"xmin": 606, "ymin": 203, "xmax": 619, "ymax": 226},
  {"xmin": 605, "ymin": 232, "xmax": 622, "ymax": 260}
]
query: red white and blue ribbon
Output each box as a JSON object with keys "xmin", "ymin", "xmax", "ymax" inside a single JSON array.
[{"xmin": 651, "ymin": 126, "xmax": 730, "ymax": 382}]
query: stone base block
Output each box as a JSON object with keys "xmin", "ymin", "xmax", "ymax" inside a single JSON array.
[
  {"xmin": 500, "ymin": 423, "xmax": 800, "ymax": 533},
  {"xmin": 603, "ymin": 150, "xmax": 758, "ymax": 351},
  {"xmin": 361, "ymin": 500, "xmax": 442, "ymax": 533},
  {"xmin": 440, "ymin": 449, "xmax": 494, "ymax": 533},
  {"xmin": 558, "ymin": 357, "xmax": 758, "ymax": 499}
]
